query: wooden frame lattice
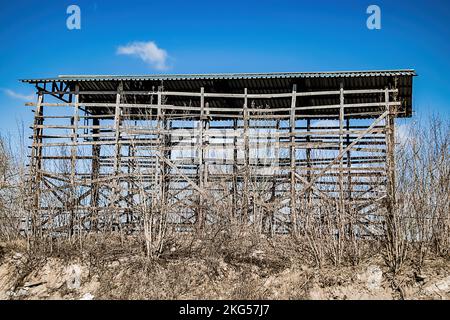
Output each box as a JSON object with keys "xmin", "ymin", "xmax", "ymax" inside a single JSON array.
[{"xmin": 26, "ymin": 79, "xmax": 402, "ymax": 237}]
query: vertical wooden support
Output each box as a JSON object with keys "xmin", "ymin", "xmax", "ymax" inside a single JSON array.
[
  {"xmin": 126, "ymin": 141, "xmax": 136, "ymax": 225},
  {"xmin": 31, "ymin": 91, "xmax": 44, "ymax": 237},
  {"xmin": 113, "ymin": 84, "xmax": 123, "ymax": 175},
  {"xmin": 69, "ymin": 84, "xmax": 80, "ymax": 238},
  {"xmin": 163, "ymin": 115, "xmax": 170, "ymax": 195},
  {"xmin": 339, "ymin": 83, "xmax": 345, "ymax": 215},
  {"xmin": 385, "ymin": 88, "xmax": 396, "ymax": 213},
  {"xmin": 384, "ymin": 86, "xmax": 398, "ymax": 260},
  {"xmin": 306, "ymin": 119, "xmax": 312, "ymax": 205},
  {"xmin": 90, "ymin": 117, "xmax": 100, "ymax": 231},
  {"xmin": 232, "ymin": 119, "xmax": 238, "ymax": 219},
  {"xmin": 155, "ymin": 90, "xmax": 162, "ymax": 210},
  {"xmin": 111, "ymin": 82, "xmax": 123, "ymax": 230},
  {"xmin": 157, "ymin": 88, "xmax": 168, "ymax": 247},
  {"xmin": 269, "ymin": 119, "xmax": 281, "ymax": 235},
  {"xmin": 197, "ymin": 87, "xmax": 205, "ymax": 230},
  {"xmin": 290, "ymin": 84, "xmax": 297, "ymax": 234},
  {"xmin": 346, "ymin": 118, "xmax": 352, "ymax": 201},
  {"xmin": 204, "ymin": 102, "xmax": 210, "ymax": 188},
  {"xmin": 70, "ymin": 85, "xmax": 79, "ymax": 189},
  {"xmin": 156, "ymin": 89, "xmax": 165, "ymax": 213},
  {"xmin": 165, "ymin": 118, "xmax": 172, "ymax": 207},
  {"xmin": 243, "ymin": 88, "xmax": 249, "ymax": 223}
]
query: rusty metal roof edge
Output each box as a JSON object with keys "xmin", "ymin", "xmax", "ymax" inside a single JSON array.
[{"xmin": 20, "ymin": 69, "xmax": 417, "ymax": 83}]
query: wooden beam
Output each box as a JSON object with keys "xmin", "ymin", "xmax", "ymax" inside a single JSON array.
[
  {"xmin": 339, "ymin": 82, "xmax": 345, "ymax": 215},
  {"xmin": 243, "ymin": 88, "xmax": 249, "ymax": 223},
  {"xmin": 197, "ymin": 87, "xmax": 205, "ymax": 230},
  {"xmin": 290, "ymin": 84, "xmax": 297, "ymax": 234}
]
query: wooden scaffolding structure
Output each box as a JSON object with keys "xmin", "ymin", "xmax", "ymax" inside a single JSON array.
[{"xmin": 22, "ymin": 70, "xmax": 415, "ymax": 237}]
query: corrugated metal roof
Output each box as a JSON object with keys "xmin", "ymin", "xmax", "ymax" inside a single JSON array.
[
  {"xmin": 20, "ymin": 70, "xmax": 416, "ymax": 83},
  {"xmin": 21, "ymin": 69, "xmax": 415, "ymax": 119}
]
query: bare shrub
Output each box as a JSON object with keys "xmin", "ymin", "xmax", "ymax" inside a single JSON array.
[
  {"xmin": 0, "ymin": 130, "xmax": 28, "ymax": 242},
  {"xmin": 388, "ymin": 115, "xmax": 450, "ymax": 271}
]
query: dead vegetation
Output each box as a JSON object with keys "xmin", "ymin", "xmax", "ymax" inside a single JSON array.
[{"xmin": 0, "ymin": 234, "xmax": 448, "ymax": 300}]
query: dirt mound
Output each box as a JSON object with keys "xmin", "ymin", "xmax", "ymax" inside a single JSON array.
[{"xmin": 1, "ymin": 244, "xmax": 448, "ymax": 300}]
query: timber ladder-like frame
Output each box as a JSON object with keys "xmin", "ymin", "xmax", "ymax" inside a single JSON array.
[{"xmin": 22, "ymin": 70, "xmax": 415, "ymax": 237}]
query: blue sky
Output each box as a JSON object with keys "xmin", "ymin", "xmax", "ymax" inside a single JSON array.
[{"xmin": 0, "ymin": 0, "xmax": 449, "ymax": 135}]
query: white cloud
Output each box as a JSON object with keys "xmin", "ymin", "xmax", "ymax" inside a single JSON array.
[
  {"xmin": 117, "ymin": 41, "xmax": 169, "ymax": 70},
  {"xmin": 2, "ymin": 88, "xmax": 35, "ymax": 101}
]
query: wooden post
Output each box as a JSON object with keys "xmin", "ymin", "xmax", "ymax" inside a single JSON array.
[
  {"xmin": 243, "ymin": 88, "xmax": 249, "ymax": 223},
  {"xmin": 346, "ymin": 118, "xmax": 352, "ymax": 201},
  {"xmin": 204, "ymin": 103, "xmax": 209, "ymax": 188},
  {"xmin": 126, "ymin": 140, "xmax": 135, "ymax": 226},
  {"xmin": 232, "ymin": 118, "xmax": 238, "ymax": 219},
  {"xmin": 339, "ymin": 83, "xmax": 345, "ymax": 216},
  {"xmin": 306, "ymin": 119, "xmax": 312, "ymax": 206},
  {"xmin": 385, "ymin": 87, "xmax": 396, "ymax": 216},
  {"xmin": 111, "ymin": 82, "xmax": 123, "ymax": 231},
  {"xmin": 290, "ymin": 84, "xmax": 297, "ymax": 235},
  {"xmin": 31, "ymin": 91, "xmax": 44, "ymax": 237},
  {"xmin": 197, "ymin": 87, "xmax": 205, "ymax": 230},
  {"xmin": 69, "ymin": 84, "xmax": 80, "ymax": 238},
  {"xmin": 156, "ymin": 88, "xmax": 165, "ymax": 217},
  {"xmin": 90, "ymin": 117, "xmax": 100, "ymax": 231},
  {"xmin": 269, "ymin": 119, "xmax": 281, "ymax": 235},
  {"xmin": 164, "ymin": 117, "xmax": 171, "ymax": 218},
  {"xmin": 157, "ymin": 88, "xmax": 168, "ymax": 250},
  {"xmin": 155, "ymin": 89, "xmax": 162, "ymax": 213}
]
